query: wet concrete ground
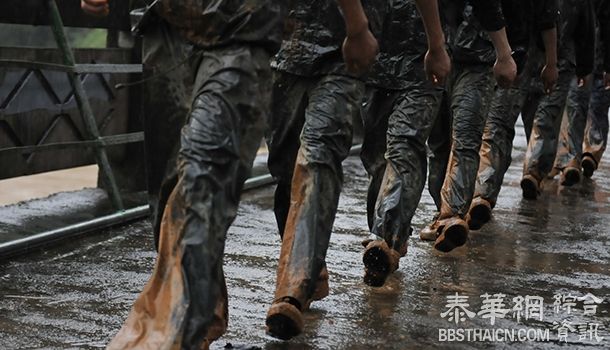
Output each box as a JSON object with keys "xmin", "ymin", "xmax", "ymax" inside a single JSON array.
[{"xmin": 0, "ymin": 122, "xmax": 609, "ymax": 349}]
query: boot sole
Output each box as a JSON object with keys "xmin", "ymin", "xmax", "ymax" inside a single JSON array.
[
  {"xmin": 434, "ymin": 224, "xmax": 468, "ymax": 253},
  {"xmin": 363, "ymin": 245, "xmax": 390, "ymax": 287},
  {"xmin": 468, "ymin": 203, "xmax": 491, "ymax": 230},
  {"xmin": 265, "ymin": 302, "xmax": 303, "ymax": 340},
  {"xmin": 520, "ymin": 177, "xmax": 538, "ymax": 200},
  {"xmin": 560, "ymin": 168, "xmax": 581, "ymax": 186}
]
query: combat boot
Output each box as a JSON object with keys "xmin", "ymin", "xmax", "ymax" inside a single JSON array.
[
  {"xmin": 520, "ymin": 174, "xmax": 541, "ymax": 200},
  {"xmin": 581, "ymin": 154, "xmax": 597, "ymax": 178},
  {"xmin": 266, "ymin": 266, "xmax": 329, "ymax": 339},
  {"xmin": 467, "ymin": 197, "xmax": 492, "ymax": 230},
  {"xmin": 560, "ymin": 166, "xmax": 581, "ymax": 186},
  {"xmin": 266, "ymin": 297, "xmax": 304, "ymax": 340},
  {"xmin": 362, "ymin": 240, "xmax": 401, "ymax": 287},
  {"xmin": 433, "ymin": 217, "xmax": 469, "ymax": 253},
  {"xmin": 419, "ymin": 213, "xmax": 440, "ymax": 241}
]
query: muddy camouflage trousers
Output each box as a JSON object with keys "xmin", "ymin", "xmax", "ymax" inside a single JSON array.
[
  {"xmin": 361, "ymin": 85, "xmax": 443, "ymax": 251},
  {"xmin": 474, "ymin": 75, "xmax": 533, "ymax": 204},
  {"xmin": 141, "ymin": 22, "xmax": 193, "ymax": 246},
  {"xmin": 266, "ymin": 72, "xmax": 363, "ymax": 308},
  {"xmin": 427, "ymin": 64, "xmax": 494, "ymax": 218},
  {"xmin": 108, "ymin": 44, "xmax": 272, "ymax": 350},
  {"xmin": 554, "ymin": 75, "xmax": 610, "ymax": 171},
  {"xmin": 523, "ymin": 68, "xmax": 574, "ymax": 181}
]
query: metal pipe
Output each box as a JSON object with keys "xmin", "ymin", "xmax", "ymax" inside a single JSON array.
[
  {"xmin": 0, "ymin": 144, "xmax": 363, "ymax": 259},
  {"xmin": 0, "ymin": 205, "xmax": 149, "ymax": 260}
]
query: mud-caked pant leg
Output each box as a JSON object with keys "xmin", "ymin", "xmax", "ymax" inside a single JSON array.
[
  {"xmin": 475, "ymin": 76, "xmax": 530, "ymax": 205},
  {"xmin": 523, "ymin": 70, "xmax": 573, "ymax": 181},
  {"xmin": 554, "ymin": 78, "xmax": 591, "ymax": 170},
  {"xmin": 360, "ymin": 88, "xmax": 396, "ymax": 230},
  {"xmin": 583, "ymin": 75, "xmax": 610, "ymax": 166},
  {"xmin": 141, "ymin": 21, "xmax": 194, "ymax": 247},
  {"xmin": 372, "ymin": 86, "xmax": 443, "ymax": 250},
  {"xmin": 108, "ymin": 45, "xmax": 272, "ymax": 350},
  {"xmin": 438, "ymin": 65, "xmax": 494, "ymax": 219},
  {"xmin": 427, "ymin": 93, "xmax": 451, "ymax": 211},
  {"xmin": 266, "ymin": 72, "xmax": 310, "ymax": 236},
  {"xmin": 274, "ymin": 75, "xmax": 363, "ymax": 308}
]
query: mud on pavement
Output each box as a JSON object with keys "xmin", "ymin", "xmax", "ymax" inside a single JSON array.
[{"xmin": 0, "ymin": 129, "xmax": 609, "ymax": 349}]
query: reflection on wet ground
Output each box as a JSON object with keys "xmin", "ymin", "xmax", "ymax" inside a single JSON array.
[{"xmin": 0, "ymin": 124, "xmax": 609, "ymax": 349}]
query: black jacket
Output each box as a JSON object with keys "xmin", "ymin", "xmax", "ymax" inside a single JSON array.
[
  {"xmin": 154, "ymin": 0, "xmax": 284, "ymax": 52},
  {"xmin": 557, "ymin": 0, "xmax": 595, "ymax": 77},
  {"xmin": 440, "ymin": 0, "xmax": 506, "ymax": 65},
  {"xmin": 500, "ymin": 0, "xmax": 558, "ymax": 74},
  {"xmin": 367, "ymin": 0, "xmax": 429, "ymax": 89},
  {"xmin": 272, "ymin": 0, "xmax": 389, "ymax": 77}
]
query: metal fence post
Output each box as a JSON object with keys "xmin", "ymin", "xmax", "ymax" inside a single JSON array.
[{"xmin": 46, "ymin": 0, "xmax": 125, "ymax": 211}]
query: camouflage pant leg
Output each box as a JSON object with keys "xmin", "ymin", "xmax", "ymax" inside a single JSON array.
[
  {"xmin": 266, "ymin": 72, "xmax": 309, "ymax": 236},
  {"xmin": 439, "ymin": 65, "xmax": 494, "ymax": 219},
  {"xmin": 370, "ymin": 86, "xmax": 443, "ymax": 250},
  {"xmin": 427, "ymin": 93, "xmax": 451, "ymax": 211},
  {"xmin": 583, "ymin": 76, "xmax": 610, "ymax": 167},
  {"xmin": 360, "ymin": 88, "xmax": 397, "ymax": 230},
  {"xmin": 475, "ymin": 76, "xmax": 530, "ymax": 205},
  {"xmin": 521, "ymin": 90, "xmax": 544, "ymax": 143},
  {"xmin": 141, "ymin": 21, "xmax": 194, "ymax": 246},
  {"xmin": 523, "ymin": 70, "xmax": 573, "ymax": 181},
  {"xmin": 108, "ymin": 45, "xmax": 272, "ymax": 350},
  {"xmin": 554, "ymin": 78, "xmax": 590, "ymax": 170},
  {"xmin": 273, "ymin": 75, "xmax": 363, "ymax": 308}
]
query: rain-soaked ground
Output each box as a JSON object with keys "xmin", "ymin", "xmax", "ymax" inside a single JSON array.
[{"xmin": 0, "ymin": 122, "xmax": 609, "ymax": 349}]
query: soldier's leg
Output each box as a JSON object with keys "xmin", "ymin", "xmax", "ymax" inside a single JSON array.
[
  {"xmin": 267, "ymin": 74, "xmax": 363, "ymax": 340},
  {"xmin": 427, "ymin": 92, "xmax": 451, "ymax": 210},
  {"xmin": 582, "ymin": 75, "xmax": 610, "ymax": 177},
  {"xmin": 108, "ymin": 45, "xmax": 272, "ymax": 350},
  {"xmin": 521, "ymin": 84, "xmax": 544, "ymax": 141},
  {"xmin": 141, "ymin": 21, "xmax": 194, "ymax": 247},
  {"xmin": 554, "ymin": 78, "xmax": 591, "ymax": 185},
  {"xmin": 360, "ymin": 88, "xmax": 395, "ymax": 230},
  {"xmin": 470, "ymin": 77, "xmax": 529, "ymax": 229},
  {"xmin": 363, "ymin": 86, "xmax": 442, "ymax": 286},
  {"xmin": 521, "ymin": 70, "xmax": 573, "ymax": 198},
  {"xmin": 266, "ymin": 72, "xmax": 309, "ymax": 236},
  {"xmin": 434, "ymin": 65, "xmax": 494, "ymax": 252}
]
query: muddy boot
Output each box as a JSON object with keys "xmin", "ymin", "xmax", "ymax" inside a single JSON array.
[
  {"xmin": 467, "ymin": 197, "xmax": 492, "ymax": 230},
  {"xmin": 362, "ymin": 240, "xmax": 401, "ymax": 287},
  {"xmin": 419, "ymin": 213, "xmax": 441, "ymax": 241},
  {"xmin": 265, "ymin": 297, "xmax": 304, "ymax": 340},
  {"xmin": 520, "ymin": 174, "xmax": 541, "ymax": 200},
  {"xmin": 434, "ymin": 217, "xmax": 469, "ymax": 253},
  {"xmin": 581, "ymin": 155, "xmax": 597, "ymax": 178},
  {"xmin": 303, "ymin": 266, "xmax": 329, "ymax": 310},
  {"xmin": 560, "ymin": 166, "xmax": 581, "ymax": 186}
]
